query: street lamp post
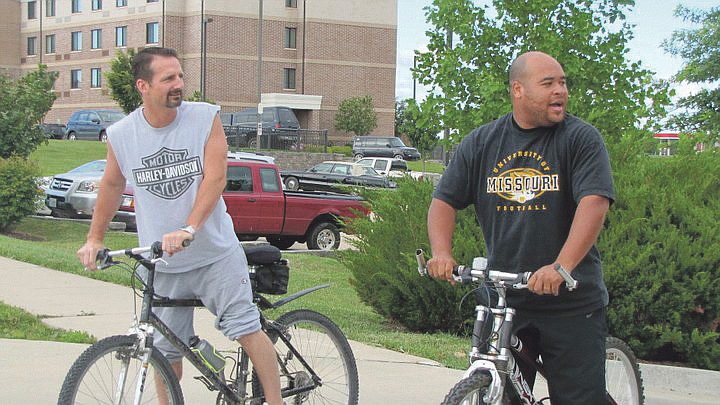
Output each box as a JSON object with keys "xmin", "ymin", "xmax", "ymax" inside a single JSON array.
[
  {"xmin": 200, "ymin": 16, "xmax": 213, "ymax": 100},
  {"xmin": 256, "ymin": 0, "xmax": 264, "ymax": 150}
]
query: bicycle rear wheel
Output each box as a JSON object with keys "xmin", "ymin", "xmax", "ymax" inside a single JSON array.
[
  {"xmin": 255, "ymin": 309, "xmax": 359, "ymax": 405},
  {"xmin": 605, "ymin": 336, "xmax": 644, "ymax": 405},
  {"xmin": 58, "ymin": 334, "xmax": 184, "ymax": 405}
]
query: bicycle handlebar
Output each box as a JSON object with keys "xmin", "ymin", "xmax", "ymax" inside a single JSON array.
[
  {"xmin": 415, "ymin": 249, "xmax": 577, "ymax": 291},
  {"xmin": 96, "ymin": 240, "xmax": 191, "ymax": 269}
]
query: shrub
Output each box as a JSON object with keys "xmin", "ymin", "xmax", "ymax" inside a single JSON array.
[
  {"xmin": 339, "ymin": 178, "xmax": 486, "ymax": 333},
  {"xmin": 0, "ymin": 157, "xmax": 41, "ymax": 231},
  {"xmin": 601, "ymin": 148, "xmax": 720, "ymax": 370}
]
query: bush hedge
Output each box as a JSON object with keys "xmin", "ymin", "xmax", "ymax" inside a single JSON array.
[
  {"xmin": 0, "ymin": 157, "xmax": 41, "ymax": 231},
  {"xmin": 341, "ymin": 150, "xmax": 720, "ymax": 370}
]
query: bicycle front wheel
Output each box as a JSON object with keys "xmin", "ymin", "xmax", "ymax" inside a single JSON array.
[
  {"xmin": 442, "ymin": 371, "xmax": 510, "ymax": 405},
  {"xmin": 605, "ymin": 336, "xmax": 644, "ymax": 405},
  {"xmin": 58, "ymin": 334, "xmax": 184, "ymax": 405},
  {"xmin": 256, "ymin": 309, "xmax": 359, "ymax": 405}
]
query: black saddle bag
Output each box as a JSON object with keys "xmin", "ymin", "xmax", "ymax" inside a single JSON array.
[{"xmin": 244, "ymin": 245, "xmax": 289, "ymax": 295}]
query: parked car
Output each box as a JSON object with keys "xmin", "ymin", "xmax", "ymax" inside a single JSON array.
[
  {"xmin": 220, "ymin": 106, "xmax": 299, "ymax": 148},
  {"xmin": 43, "ymin": 160, "xmax": 135, "ymax": 230},
  {"xmin": 280, "ymin": 161, "xmax": 396, "ymax": 192},
  {"xmin": 115, "ymin": 186, "xmax": 136, "ymax": 232},
  {"xmin": 39, "ymin": 123, "xmax": 67, "ymax": 139},
  {"xmin": 351, "ymin": 136, "xmax": 421, "ymax": 161},
  {"xmin": 120, "ymin": 155, "xmax": 369, "ymax": 249},
  {"xmin": 356, "ymin": 157, "xmax": 410, "ymax": 177},
  {"xmin": 65, "ymin": 109, "xmax": 126, "ymax": 141}
]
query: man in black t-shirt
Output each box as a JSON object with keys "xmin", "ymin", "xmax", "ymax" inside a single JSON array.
[{"xmin": 427, "ymin": 51, "xmax": 615, "ymax": 404}]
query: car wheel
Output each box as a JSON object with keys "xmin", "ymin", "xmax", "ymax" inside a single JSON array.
[
  {"xmin": 248, "ymin": 138, "xmax": 258, "ymax": 149},
  {"xmin": 393, "ymin": 154, "xmax": 404, "ymax": 160},
  {"xmin": 66, "ymin": 131, "xmax": 77, "ymax": 141},
  {"xmin": 307, "ymin": 222, "xmax": 340, "ymax": 250},
  {"xmin": 353, "ymin": 153, "xmax": 364, "ymax": 161},
  {"xmin": 284, "ymin": 176, "xmax": 300, "ymax": 191},
  {"xmin": 266, "ymin": 236, "xmax": 296, "ymax": 250},
  {"xmin": 99, "ymin": 131, "xmax": 108, "ymax": 142}
]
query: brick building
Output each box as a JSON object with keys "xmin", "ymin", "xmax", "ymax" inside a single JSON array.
[{"xmin": 3, "ymin": 0, "xmax": 397, "ymax": 144}]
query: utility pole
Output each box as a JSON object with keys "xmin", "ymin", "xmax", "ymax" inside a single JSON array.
[{"xmin": 256, "ymin": 0, "xmax": 264, "ymax": 150}]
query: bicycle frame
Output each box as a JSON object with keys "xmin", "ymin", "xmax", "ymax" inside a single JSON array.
[{"xmin": 119, "ymin": 248, "xmax": 330, "ymax": 404}]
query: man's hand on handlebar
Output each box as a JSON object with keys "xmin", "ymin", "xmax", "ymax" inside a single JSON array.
[
  {"xmin": 77, "ymin": 240, "xmax": 106, "ymax": 271},
  {"xmin": 427, "ymin": 253, "xmax": 458, "ymax": 285},
  {"xmin": 162, "ymin": 229, "xmax": 193, "ymax": 256},
  {"xmin": 527, "ymin": 264, "xmax": 565, "ymax": 296}
]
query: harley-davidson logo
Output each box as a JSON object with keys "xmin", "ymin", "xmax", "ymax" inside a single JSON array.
[{"xmin": 132, "ymin": 147, "xmax": 202, "ymax": 200}]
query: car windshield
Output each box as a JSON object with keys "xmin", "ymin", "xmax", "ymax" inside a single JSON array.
[
  {"xmin": 70, "ymin": 160, "xmax": 106, "ymax": 173},
  {"xmin": 389, "ymin": 138, "xmax": 406, "ymax": 147},
  {"xmin": 97, "ymin": 111, "xmax": 126, "ymax": 122},
  {"xmin": 361, "ymin": 166, "xmax": 381, "ymax": 176}
]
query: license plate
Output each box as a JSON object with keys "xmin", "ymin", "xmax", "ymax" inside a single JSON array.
[{"xmin": 47, "ymin": 197, "xmax": 57, "ymax": 208}]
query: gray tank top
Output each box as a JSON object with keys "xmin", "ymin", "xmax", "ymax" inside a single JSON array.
[{"xmin": 107, "ymin": 102, "xmax": 239, "ymax": 273}]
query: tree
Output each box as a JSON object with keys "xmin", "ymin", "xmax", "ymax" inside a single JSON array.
[
  {"xmin": 105, "ymin": 49, "xmax": 142, "ymax": 114},
  {"xmin": 415, "ymin": 0, "xmax": 672, "ymax": 157},
  {"xmin": 184, "ymin": 90, "xmax": 216, "ymax": 105},
  {"xmin": 663, "ymin": 5, "xmax": 720, "ymax": 139},
  {"xmin": 334, "ymin": 95, "xmax": 378, "ymax": 136},
  {"xmin": 0, "ymin": 65, "xmax": 57, "ymax": 159},
  {"xmin": 397, "ymin": 98, "xmax": 440, "ymax": 162}
]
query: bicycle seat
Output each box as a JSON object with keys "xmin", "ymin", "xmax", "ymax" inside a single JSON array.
[{"xmin": 243, "ymin": 245, "xmax": 282, "ymax": 265}]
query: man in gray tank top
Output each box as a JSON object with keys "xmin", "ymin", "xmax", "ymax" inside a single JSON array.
[{"xmin": 77, "ymin": 47, "xmax": 284, "ymax": 405}]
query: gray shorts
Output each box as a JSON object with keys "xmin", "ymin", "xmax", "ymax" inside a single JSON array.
[{"xmin": 147, "ymin": 247, "xmax": 261, "ymax": 362}]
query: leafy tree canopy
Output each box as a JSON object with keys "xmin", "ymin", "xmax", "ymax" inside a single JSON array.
[
  {"xmin": 663, "ymin": 5, "xmax": 720, "ymax": 140},
  {"xmin": 0, "ymin": 65, "xmax": 57, "ymax": 158},
  {"xmin": 334, "ymin": 95, "xmax": 378, "ymax": 136},
  {"xmin": 106, "ymin": 49, "xmax": 142, "ymax": 114},
  {"xmin": 415, "ymin": 0, "xmax": 672, "ymax": 157},
  {"xmin": 397, "ymin": 98, "xmax": 441, "ymax": 156}
]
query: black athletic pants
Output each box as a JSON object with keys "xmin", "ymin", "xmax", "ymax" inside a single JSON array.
[{"xmin": 511, "ymin": 306, "xmax": 608, "ymax": 405}]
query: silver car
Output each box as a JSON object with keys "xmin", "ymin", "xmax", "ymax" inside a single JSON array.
[{"xmin": 45, "ymin": 160, "xmax": 106, "ymax": 218}]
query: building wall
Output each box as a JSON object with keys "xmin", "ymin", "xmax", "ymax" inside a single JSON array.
[
  {"xmin": 0, "ymin": 0, "xmax": 21, "ymax": 78},
  {"xmin": 9, "ymin": 0, "xmax": 397, "ymax": 143}
]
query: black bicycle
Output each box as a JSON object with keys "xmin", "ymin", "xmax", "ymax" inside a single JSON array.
[
  {"xmin": 416, "ymin": 249, "xmax": 643, "ymax": 405},
  {"xmin": 58, "ymin": 242, "xmax": 359, "ymax": 405}
]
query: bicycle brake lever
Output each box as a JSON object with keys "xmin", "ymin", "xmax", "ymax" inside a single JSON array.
[{"xmin": 151, "ymin": 258, "xmax": 169, "ymax": 266}]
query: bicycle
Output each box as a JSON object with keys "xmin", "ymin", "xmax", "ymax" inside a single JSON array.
[
  {"xmin": 415, "ymin": 249, "xmax": 643, "ymax": 405},
  {"xmin": 58, "ymin": 242, "xmax": 359, "ymax": 405}
]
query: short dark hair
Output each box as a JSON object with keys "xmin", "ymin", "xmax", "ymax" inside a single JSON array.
[{"xmin": 132, "ymin": 47, "xmax": 179, "ymax": 82}]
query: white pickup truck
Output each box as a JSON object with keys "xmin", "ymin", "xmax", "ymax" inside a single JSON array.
[{"xmin": 356, "ymin": 157, "xmax": 437, "ymax": 183}]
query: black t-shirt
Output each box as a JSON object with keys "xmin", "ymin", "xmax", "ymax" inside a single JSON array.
[{"xmin": 433, "ymin": 113, "xmax": 615, "ymax": 316}]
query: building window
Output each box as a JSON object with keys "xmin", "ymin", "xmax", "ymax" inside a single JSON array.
[
  {"xmin": 284, "ymin": 27, "xmax": 297, "ymax": 49},
  {"xmin": 45, "ymin": 34, "xmax": 55, "ymax": 54},
  {"xmin": 116, "ymin": 0, "xmax": 127, "ymax": 6},
  {"xmin": 116, "ymin": 26, "xmax": 127, "ymax": 47},
  {"xmin": 91, "ymin": 68, "xmax": 102, "ymax": 88},
  {"xmin": 72, "ymin": 0, "xmax": 81, "ymax": 13},
  {"xmin": 28, "ymin": 1, "xmax": 37, "ymax": 19},
  {"xmin": 147, "ymin": 0, "xmax": 159, "ymax": 3},
  {"xmin": 146, "ymin": 22, "xmax": 159, "ymax": 44},
  {"xmin": 283, "ymin": 68, "xmax": 296, "ymax": 90},
  {"xmin": 91, "ymin": 29, "xmax": 102, "ymax": 49},
  {"xmin": 92, "ymin": 0, "xmax": 102, "ymax": 11},
  {"xmin": 27, "ymin": 37, "xmax": 37, "ymax": 56},
  {"xmin": 46, "ymin": 0, "xmax": 56, "ymax": 17},
  {"xmin": 71, "ymin": 31, "xmax": 82, "ymax": 51},
  {"xmin": 71, "ymin": 69, "xmax": 82, "ymax": 89},
  {"xmin": 285, "ymin": 0, "xmax": 297, "ymax": 8}
]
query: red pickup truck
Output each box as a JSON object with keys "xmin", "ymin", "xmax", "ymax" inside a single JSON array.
[{"xmin": 118, "ymin": 154, "xmax": 369, "ymax": 250}]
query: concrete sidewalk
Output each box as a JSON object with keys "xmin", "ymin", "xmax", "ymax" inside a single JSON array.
[{"xmin": 1, "ymin": 256, "xmax": 719, "ymax": 404}]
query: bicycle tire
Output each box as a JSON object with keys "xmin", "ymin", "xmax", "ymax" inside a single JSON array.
[
  {"xmin": 442, "ymin": 371, "xmax": 512, "ymax": 405},
  {"xmin": 605, "ymin": 336, "xmax": 644, "ymax": 405},
  {"xmin": 253, "ymin": 309, "xmax": 359, "ymax": 405},
  {"xmin": 58, "ymin": 334, "xmax": 184, "ymax": 405}
]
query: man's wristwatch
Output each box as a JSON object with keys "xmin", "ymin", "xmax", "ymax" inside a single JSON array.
[{"xmin": 179, "ymin": 225, "xmax": 196, "ymax": 238}]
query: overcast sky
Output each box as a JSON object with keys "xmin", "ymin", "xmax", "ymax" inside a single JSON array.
[{"xmin": 395, "ymin": 0, "xmax": 712, "ymax": 101}]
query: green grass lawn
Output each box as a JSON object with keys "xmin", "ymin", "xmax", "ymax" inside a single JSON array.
[
  {"xmin": 407, "ymin": 159, "xmax": 445, "ymax": 174},
  {"xmin": 30, "ymin": 139, "xmax": 108, "ymax": 176},
  {"xmin": 1, "ymin": 217, "xmax": 469, "ymax": 368}
]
